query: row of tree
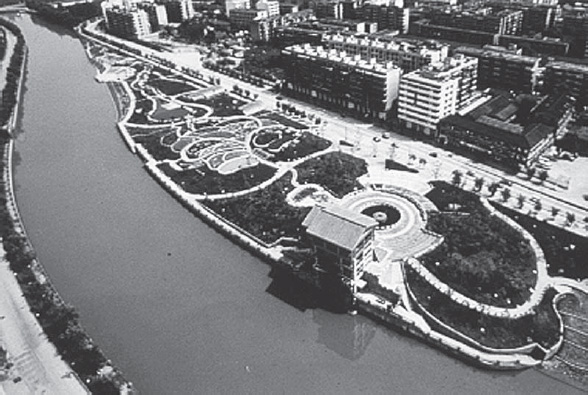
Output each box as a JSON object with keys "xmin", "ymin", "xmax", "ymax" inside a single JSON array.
[{"xmin": 0, "ymin": 18, "xmax": 26, "ymax": 131}]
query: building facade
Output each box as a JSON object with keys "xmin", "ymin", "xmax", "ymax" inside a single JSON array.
[
  {"xmin": 302, "ymin": 205, "xmax": 377, "ymax": 294},
  {"xmin": 283, "ymin": 44, "xmax": 402, "ymax": 119},
  {"xmin": 398, "ymin": 55, "xmax": 478, "ymax": 136},
  {"xmin": 544, "ymin": 61, "xmax": 588, "ymax": 108},
  {"xmin": 454, "ymin": 46, "xmax": 541, "ymax": 93},
  {"xmin": 103, "ymin": 5, "xmax": 151, "ymax": 38}
]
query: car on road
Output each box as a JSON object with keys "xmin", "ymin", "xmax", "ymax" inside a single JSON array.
[
  {"xmin": 428, "ymin": 152, "xmax": 438, "ymax": 158},
  {"xmin": 382, "ymin": 132, "xmax": 390, "ymax": 139},
  {"xmin": 499, "ymin": 178, "xmax": 513, "ymax": 186},
  {"xmin": 373, "ymin": 136, "xmax": 381, "ymax": 142}
]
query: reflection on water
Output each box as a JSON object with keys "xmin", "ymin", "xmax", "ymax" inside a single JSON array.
[{"xmin": 314, "ymin": 309, "xmax": 376, "ymax": 361}]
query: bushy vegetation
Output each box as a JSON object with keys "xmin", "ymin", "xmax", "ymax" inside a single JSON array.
[
  {"xmin": 273, "ymin": 132, "xmax": 331, "ymax": 162},
  {"xmin": 26, "ymin": 0, "xmax": 102, "ymax": 28},
  {"xmin": 159, "ymin": 162, "xmax": 276, "ymax": 195},
  {"xmin": 422, "ymin": 182, "xmax": 537, "ymax": 307},
  {"xmin": 425, "ymin": 181, "xmax": 486, "ymax": 213},
  {"xmin": 134, "ymin": 130, "xmax": 180, "ymax": 161},
  {"xmin": 406, "ymin": 267, "xmax": 560, "ymax": 350},
  {"xmin": 494, "ymin": 204, "xmax": 588, "ymax": 280},
  {"xmin": 196, "ymin": 93, "xmax": 244, "ymax": 117},
  {"xmin": 362, "ymin": 272, "xmax": 400, "ymax": 304},
  {"xmin": 204, "ymin": 174, "xmax": 310, "ymax": 244},
  {"xmin": 0, "ymin": 18, "xmax": 26, "ymax": 129},
  {"xmin": 296, "ymin": 152, "xmax": 367, "ymax": 198}
]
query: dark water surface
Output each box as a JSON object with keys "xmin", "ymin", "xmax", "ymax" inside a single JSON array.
[{"xmin": 10, "ymin": 14, "xmax": 582, "ymax": 395}]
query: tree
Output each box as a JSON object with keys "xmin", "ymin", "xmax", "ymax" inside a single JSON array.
[
  {"xmin": 566, "ymin": 212, "xmax": 576, "ymax": 226},
  {"xmin": 538, "ymin": 170, "xmax": 549, "ymax": 184},
  {"xmin": 551, "ymin": 206, "xmax": 560, "ymax": 218},
  {"xmin": 488, "ymin": 182, "xmax": 500, "ymax": 197},
  {"xmin": 474, "ymin": 177, "xmax": 485, "ymax": 192},
  {"xmin": 534, "ymin": 199, "xmax": 542, "ymax": 212},
  {"xmin": 526, "ymin": 167, "xmax": 536, "ymax": 180},
  {"xmin": 517, "ymin": 194, "xmax": 526, "ymax": 208},
  {"xmin": 501, "ymin": 188, "xmax": 511, "ymax": 203},
  {"xmin": 451, "ymin": 170, "xmax": 463, "ymax": 187}
]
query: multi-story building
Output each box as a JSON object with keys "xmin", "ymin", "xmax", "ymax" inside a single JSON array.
[
  {"xmin": 411, "ymin": 20, "xmax": 498, "ymax": 46},
  {"xmin": 454, "ymin": 46, "xmax": 541, "ymax": 93},
  {"xmin": 497, "ymin": 35, "xmax": 569, "ymax": 56},
  {"xmin": 279, "ymin": 3, "xmax": 298, "ymax": 15},
  {"xmin": 102, "ymin": 4, "xmax": 151, "ymax": 38},
  {"xmin": 140, "ymin": 3, "xmax": 168, "ymax": 31},
  {"xmin": 225, "ymin": 0, "xmax": 250, "ymax": 15},
  {"xmin": 437, "ymin": 92, "xmax": 573, "ymax": 167},
  {"xmin": 229, "ymin": 8, "xmax": 268, "ymax": 28},
  {"xmin": 544, "ymin": 61, "xmax": 588, "ymax": 107},
  {"xmin": 250, "ymin": 9, "xmax": 313, "ymax": 42},
  {"xmin": 521, "ymin": 5, "xmax": 556, "ymax": 34},
  {"xmin": 323, "ymin": 33, "xmax": 448, "ymax": 72},
  {"xmin": 314, "ymin": 1, "xmax": 344, "ymax": 19},
  {"xmin": 256, "ymin": 0, "xmax": 280, "ymax": 17},
  {"xmin": 302, "ymin": 205, "xmax": 377, "ymax": 294},
  {"xmin": 354, "ymin": 4, "xmax": 410, "ymax": 34},
  {"xmin": 429, "ymin": 8, "xmax": 523, "ymax": 35},
  {"xmin": 157, "ymin": 0, "xmax": 194, "ymax": 23},
  {"xmin": 398, "ymin": 55, "xmax": 478, "ymax": 136},
  {"xmin": 282, "ymin": 44, "xmax": 402, "ymax": 119}
]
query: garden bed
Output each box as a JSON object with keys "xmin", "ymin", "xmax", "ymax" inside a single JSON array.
[
  {"xmin": 405, "ymin": 266, "xmax": 560, "ymax": 350},
  {"xmin": 204, "ymin": 174, "xmax": 310, "ymax": 244},
  {"xmin": 421, "ymin": 182, "xmax": 537, "ymax": 307},
  {"xmin": 493, "ymin": 204, "xmax": 588, "ymax": 280},
  {"xmin": 295, "ymin": 152, "xmax": 367, "ymax": 198},
  {"xmin": 158, "ymin": 162, "xmax": 275, "ymax": 195},
  {"xmin": 425, "ymin": 181, "xmax": 487, "ymax": 213},
  {"xmin": 134, "ymin": 130, "xmax": 180, "ymax": 161},
  {"xmin": 196, "ymin": 93, "xmax": 245, "ymax": 117},
  {"xmin": 148, "ymin": 76, "xmax": 201, "ymax": 96}
]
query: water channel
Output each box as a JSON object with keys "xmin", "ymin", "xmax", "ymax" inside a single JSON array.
[{"xmin": 9, "ymin": 14, "xmax": 582, "ymax": 394}]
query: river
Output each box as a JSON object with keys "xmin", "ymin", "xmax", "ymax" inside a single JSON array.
[{"xmin": 8, "ymin": 14, "xmax": 582, "ymax": 395}]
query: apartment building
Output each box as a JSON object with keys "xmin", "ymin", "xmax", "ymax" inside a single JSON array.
[
  {"xmin": 157, "ymin": 0, "xmax": 194, "ymax": 23},
  {"xmin": 323, "ymin": 33, "xmax": 448, "ymax": 72},
  {"xmin": 454, "ymin": 46, "xmax": 541, "ymax": 93},
  {"xmin": 102, "ymin": 5, "xmax": 151, "ymax": 38},
  {"xmin": 398, "ymin": 55, "xmax": 478, "ymax": 136},
  {"xmin": 225, "ymin": 0, "xmax": 250, "ymax": 15},
  {"xmin": 229, "ymin": 8, "xmax": 268, "ymax": 28},
  {"xmin": 354, "ymin": 4, "xmax": 410, "ymax": 34},
  {"xmin": 544, "ymin": 61, "xmax": 588, "ymax": 107},
  {"xmin": 256, "ymin": 0, "xmax": 280, "ymax": 17},
  {"xmin": 429, "ymin": 8, "xmax": 523, "ymax": 35},
  {"xmin": 282, "ymin": 44, "xmax": 402, "ymax": 119}
]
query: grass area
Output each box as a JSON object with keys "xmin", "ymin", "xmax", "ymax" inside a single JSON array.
[
  {"xmin": 158, "ymin": 162, "xmax": 276, "ymax": 195},
  {"xmin": 385, "ymin": 159, "xmax": 419, "ymax": 173},
  {"xmin": 425, "ymin": 181, "xmax": 486, "ymax": 213},
  {"xmin": 133, "ymin": 130, "xmax": 180, "ymax": 161},
  {"xmin": 150, "ymin": 100, "xmax": 190, "ymax": 121},
  {"xmin": 204, "ymin": 174, "xmax": 310, "ymax": 244},
  {"xmin": 252, "ymin": 130, "xmax": 331, "ymax": 162},
  {"xmin": 127, "ymin": 94, "xmax": 152, "ymax": 125},
  {"xmin": 422, "ymin": 182, "xmax": 537, "ymax": 307},
  {"xmin": 148, "ymin": 76, "xmax": 200, "ymax": 96},
  {"xmin": 493, "ymin": 204, "xmax": 588, "ymax": 280},
  {"xmin": 296, "ymin": 152, "xmax": 367, "ymax": 198},
  {"xmin": 197, "ymin": 93, "xmax": 245, "ymax": 117},
  {"xmin": 259, "ymin": 112, "xmax": 309, "ymax": 130},
  {"xmin": 406, "ymin": 266, "xmax": 560, "ymax": 350}
]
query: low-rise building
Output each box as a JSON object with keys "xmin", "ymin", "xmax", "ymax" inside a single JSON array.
[
  {"xmin": 437, "ymin": 92, "xmax": 573, "ymax": 167},
  {"xmin": 497, "ymin": 35, "xmax": 569, "ymax": 57},
  {"xmin": 229, "ymin": 8, "xmax": 268, "ymax": 28},
  {"xmin": 323, "ymin": 33, "xmax": 448, "ymax": 72},
  {"xmin": 282, "ymin": 44, "xmax": 402, "ymax": 119},
  {"xmin": 302, "ymin": 205, "xmax": 377, "ymax": 293},
  {"xmin": 398, "ymin": 55, "xmax": 478, "ymax": 136}
]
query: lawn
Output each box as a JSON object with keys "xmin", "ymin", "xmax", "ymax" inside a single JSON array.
[
  {"xmin": 197, "ymin": 93, "xmax": 246, "ymax": 117},
  {"xmin": 405, "ymin": 266, "xmax": 560, "ymax": 350},
  {"xmin": 425, "ymin": 181, "xmax": 487, "ymax": 213},
  {"xmin": 493, "ymin": 204, "xmax": 588, "ymax": 280},
  {"xmin": 158, "ymin": 161, "xmax": 276, "ymax": 195},
  {"xmin": 296, "ymin": 152, "xmax": 367, "ymax": 198},
  {"xmin": 204, "ymin": 174, "xmax": 311, "ymax": 244},
  {"xmin": 421, "ymin": 182, "xmax": 537, "ymax": 307},
  {"xmin": 134, "ymin": 130, "xmax": 180, "ymax": 161},
  {"xmin": 148, "ymin": 76, "xmax": 202, "ymax": 96}
]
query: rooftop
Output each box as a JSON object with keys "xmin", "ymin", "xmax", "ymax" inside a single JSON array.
[{"xmin": 302, "ymin": 205, "xmax": 377, "ymax": 251}]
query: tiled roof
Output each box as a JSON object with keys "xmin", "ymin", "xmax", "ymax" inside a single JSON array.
[{"xmin": 302, "ymin": 205, "xmax": 376, "ymax": 251}]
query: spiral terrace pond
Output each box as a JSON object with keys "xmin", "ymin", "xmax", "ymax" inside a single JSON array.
[{"xmin": 10, "ymin": 14, "xmax": 583, "ymax": 395}]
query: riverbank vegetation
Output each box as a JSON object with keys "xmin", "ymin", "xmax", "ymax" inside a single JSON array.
[
  {"xmin": 422, "ymin": 182, "xmax": 537, "ymax": 307},
  {"xmin": 295, "ymin": 152, "xmax": 367, "ymax": 198},
  {"xmin": 405, "ymin": 266, "xmax": 560, "ymax": 350},
  {"xmin": 204, "ymin": 173, "xmax": 310, "ymax": 244},
  {"xmin": 25, "ymin": 0, "xmax": 102, "ymax": 29},
  {"xmin": 0, "ymin": 22, "xmax": 127, "ymax": 393}
]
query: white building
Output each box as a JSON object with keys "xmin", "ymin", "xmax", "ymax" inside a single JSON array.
[
  {"xmin": 102, "ymin": 3, "xmax": 151, "ymax": 38},
  {"xmin": 225, "ymin": 0, "xmax": 251, "ymax": 15},
  {"xmin": 322, "ymin": 33, "xmax": 449, "ymax": 73},
  {"xmin": 398, "ymin": 55, "xmax": 478, "ymax": 136},
  {"xmin": 256, "ymin": 0, "xmax": 280, "ymax": 17}
]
